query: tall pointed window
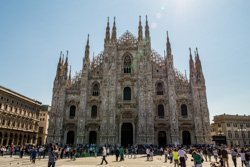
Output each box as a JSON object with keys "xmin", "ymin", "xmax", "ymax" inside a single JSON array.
[
  {"xmin": 123, "ymin": 55, "xmax": 132, "ymax": 73},
  {"xmin": 181, "ymin": 104, "xmax": 188, "ymax": 117},
  {"xmin": 69, "ymin": 105, "xmax": 76, "ymax": 119},
  {"xmin": 158, "ymin": 104, "xmax": 164, "ymax": 118},
  {"xmin": 156, "ymin": 82, "xmax": 164, "ymax": 95},
  {"xmin": 123, "ymin": 87, "xmax": 131, "ymax": 100},
  {"xmin": 92, "ymin": 83, "xmax": 99, "ymax": 96},
  {"xmin": 91, "ymin": 105, "xmax": 97, "ymax": 118}
]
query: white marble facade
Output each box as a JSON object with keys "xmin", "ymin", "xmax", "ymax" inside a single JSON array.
[{"xmin": 47, "ymin": 17, "xmax": 211, "ymax": 146}]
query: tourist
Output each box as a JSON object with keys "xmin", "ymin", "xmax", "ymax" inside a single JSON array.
[
  {"xmin": 115, "ymin": 147, "xmax": 120, "ymax": 161},
  {"xmin": 193, "ymin": 150, "xmax": 203, "ymax": 167},
  {"xmin": 178, "ymin": 147, "xmax": 187, "ymax": 167},
  {"xmin": 19, "ymin": 146, "xmax": 24, "ymax": 158},
  {"xmin": 160, "ymin": 147, "xmax": 163, "ymax": 156},
  {"xmin": 173, "ymin": 148, "xmax": 179, "ymax": 167},
  {"xmin": 213, "ymin": 148, "xmax": 219, "ymax": 162},
  {"xmin": 221, "ymin": 147, "xmax": 229, "ymax": 167},
  {"xmin": 10, "ymin": 144, "xmax": 14, "ymax": 157},
  {"xmin": 245, "ymin": 149, "xmax": 250, "ymax": 167},
  {"xmin": 0, "ymin": 146, "xmax": 5, "ymax": 156},
  {"xmin": 231, "ymin": 148, "xmax": 238, "ymax": 167},
  {"xmin": 100, "ymin": 147, "xmax": 108, "ymax": 165},
  {"xmin": 202, "ymin": 147, "xmax": 208, "ymax": 162},
  {"xmin": 169, "ymin": 148, "xmax": 173, "ymax": 163},
  {"xmin": 119, "ymin": 146, "xmax": 124, "ymax": 161},
  {"xmin": 31, "ymin": 146, "xmax": 37, "ymax": 164},
  {"xmin": 239, "ymin": 148, "xmax": 246, "ymax": 167},
  {"xmin": 149, "ymin": 148, "xmax": 154, "ymax": 161},
  {"xmin": 207, "ymin": 147, "xmax": 213, "ymax": 162},
  {"xmin": 164, "ymin": 147, "xmax": 168, "ymax": 162},
  {"xmin": 146, "ymin": 147, "xmax": 150, "ymax": 161},
  {"xmin": 48, "ymin": 144, "xmax": 57, "ymax": 167}
]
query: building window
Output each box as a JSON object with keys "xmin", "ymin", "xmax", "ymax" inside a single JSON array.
[
  {"xmin": 39, "ymin": 127, "xmax": 43, "ymax": 134},
  {"xmin": 218, "ymin": 124, "xmax": 221, "ymax": 127},
  {"xmin": 235, "ymin": 131, "xmax": 239, "ymax": 138},
  {"xmin": 181, "ymin": 104, "xmax": 188, "ymax": 117},
  {"xmin": 123, "ymin": 87, "xmax": 131, "ymax": 100},
  {"xmin": 227, "ymin": 123, "xmax": 231, "ymax": 127},
  {"xmin": 156, "ymin": 82, "xmax": 164, "ymax": 95},
  {"xmin": 92, "ymin": 83, "xmax": 99, "ymax": 96},
  {"xmin": 158, "ymin": 104, "xmax": 164, "ymax": 118},
  {"xmin": 91, "ymin": 105, "xmax": 97, "ymax": 118},
  {"xmin": 228, "ymin": 130, "xmax": 232, "ymax": 138},
  {"xmin": 233, "ymin": 123, "xmax": 237, "ymax": 127},
  {"xmin": 123, "ymin": 55, "xmax": 132, "ymax": 73},
  {"xmin": 69, "ymin": 105, "xmax": 76, "ymax": 119},
  {"xmin": 242, "ymin": 132, "xmax": 246, "ymax": 138}
]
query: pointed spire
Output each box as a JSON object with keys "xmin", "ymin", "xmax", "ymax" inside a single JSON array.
[
  {"xmin": 194, "ymin": 47, "xmax": 204, "ymax": 82},
  {"xmin": 65, "ymin": 53, "xmax": 68, "ymax": 66},
  {"xmin": 145, "ymin": 15, "xmax": 150, "ymax": 39},
  {"xmin": 111, "ymin": 17, "xmax": 117, "ymax": 43},
  {"xmin": 166, "ymin": 31, "xmax": 172, "ymax": 56},
  {"xmin": 189, "ymin": 48, "xmax": 193, "ymax": 60},
  {"xmin": 69, "ymin": 65, "xmax": 71, "ymax": 81},
  {"xmin": 138, "ymin": 15, "xmax": 143, "ymax": 41},
  {"xmin": 105, "ymin": 17, "xmax": 110, "ymax": 43},
  {"xmin": 84, "ymin": 34, "xmax": 90, "ymax": 64},
  {"xmin": 189, "ymin": 48, "xmax": 195, "ymax": 78}
]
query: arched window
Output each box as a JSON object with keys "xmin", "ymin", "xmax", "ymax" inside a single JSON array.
[
  {"xmin": 123, "ymin": 87, "xmax": 131, "ymax": 100},
  {"xmin": 158, "ymin": 104, "xmax": 164, "ymax": 118},
  {"xmin": 156, "ymin": 82, "xmax": 164, "ymax": 95},
  {"xmin": 69, "ymin": 105, "xmax": 76, "ymax": 119},
  {"xmin": 123, "ymin": 55, "xmax": 132, "ymax": 73},
  {"xmin": 92, "ymin": 83, "xmax": 99, "ymax": 96},
  {"xmin": 91, "ymin": 105, "xmax": 97, "ymax": 118},
  {"xmin": 181, "ymin": 104, "xmax": 188, "ymax": 117}
]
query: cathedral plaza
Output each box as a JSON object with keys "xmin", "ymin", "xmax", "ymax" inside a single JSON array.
[{"xmin": 0, "ymin": 154, "xmax": 240, "ymax": 167}]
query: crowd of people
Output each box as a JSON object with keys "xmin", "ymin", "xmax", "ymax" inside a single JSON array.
[{"xmin": 0, "ymin": 143, "xmax": 250, "ymax": 167}]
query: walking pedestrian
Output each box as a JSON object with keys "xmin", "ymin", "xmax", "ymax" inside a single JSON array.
[
  {"xmin": 48, "ymin": 144, "xmax": 57, "ymax": 167},
  {"xmin": 100, "ymin": 147, "xmax": 108, "ymax": 165}
]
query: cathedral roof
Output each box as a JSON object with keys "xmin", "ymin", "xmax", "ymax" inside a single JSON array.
[{"xmin": 117, "ymin": 30, "xmax": 138, "ymax": 48}]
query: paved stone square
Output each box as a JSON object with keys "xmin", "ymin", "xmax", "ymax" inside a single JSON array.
[{"xmin": 0, "ymin": 154, "xmax": 242, "ymax": 167}]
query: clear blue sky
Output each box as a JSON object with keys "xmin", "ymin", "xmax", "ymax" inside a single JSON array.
[{"xmin": 0, "ymin": 0, "xmax": 249, "ymax": 122}]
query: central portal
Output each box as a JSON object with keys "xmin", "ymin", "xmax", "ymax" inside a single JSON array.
[{"xmin": 121, "ymin": 123, "xmax": 133, "ymax": 147}]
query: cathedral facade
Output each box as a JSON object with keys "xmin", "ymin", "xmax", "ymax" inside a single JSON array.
[{"xmin": 47, "ymin": 17, "xmax": 211, "ymax": 146}]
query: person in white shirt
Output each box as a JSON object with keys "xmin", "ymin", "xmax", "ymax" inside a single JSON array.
[
  {"xmin": 100, "ymin": 147, "xmax": 108, "ymax": 165},
  {"xmin": 239, "ymin": 149, "xmax": 246, "ymax": 167},
  {"xmin": 178, "ymin": 148, "xmax": 187, "ymax": 167}
]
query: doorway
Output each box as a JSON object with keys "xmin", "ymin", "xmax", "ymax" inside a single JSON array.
[
  {"xmin": 121, "ymin": 123, "xmax": 133, "ymax": 147},
  {"xmin": 158, "ymin": 131, "xmax": 166, "ymax": 147},
  {"xmin": 89, "ymin": 131, "xmax": 97, "ymax": 144},
  {"xmin": 66, "ymin": 131, "xmax": 75, "ymax": 145},
  {"xmin": 182, "ymin": 131, "xmax": 191, "ymax": 145}
]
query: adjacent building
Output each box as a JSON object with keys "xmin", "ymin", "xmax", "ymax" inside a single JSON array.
[
  {"xmin": 0, "ymin": 85, "xmax": 41, "ymax": 146},
  {"xmin": 211, "ymin": 114, "xmax": 250, "ymax": 147},
  {"xmin": 48, "ymin": 17, "xmax": 211, "ymax": 146},
  {"xmin": 38, "ymin": 105, "xmax": 50, "ymax": 145}
]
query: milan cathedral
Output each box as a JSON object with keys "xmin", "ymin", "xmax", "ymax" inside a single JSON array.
[{"xmin": 47, "ymin": 16, "xmax": 211, "ymax": 146}]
